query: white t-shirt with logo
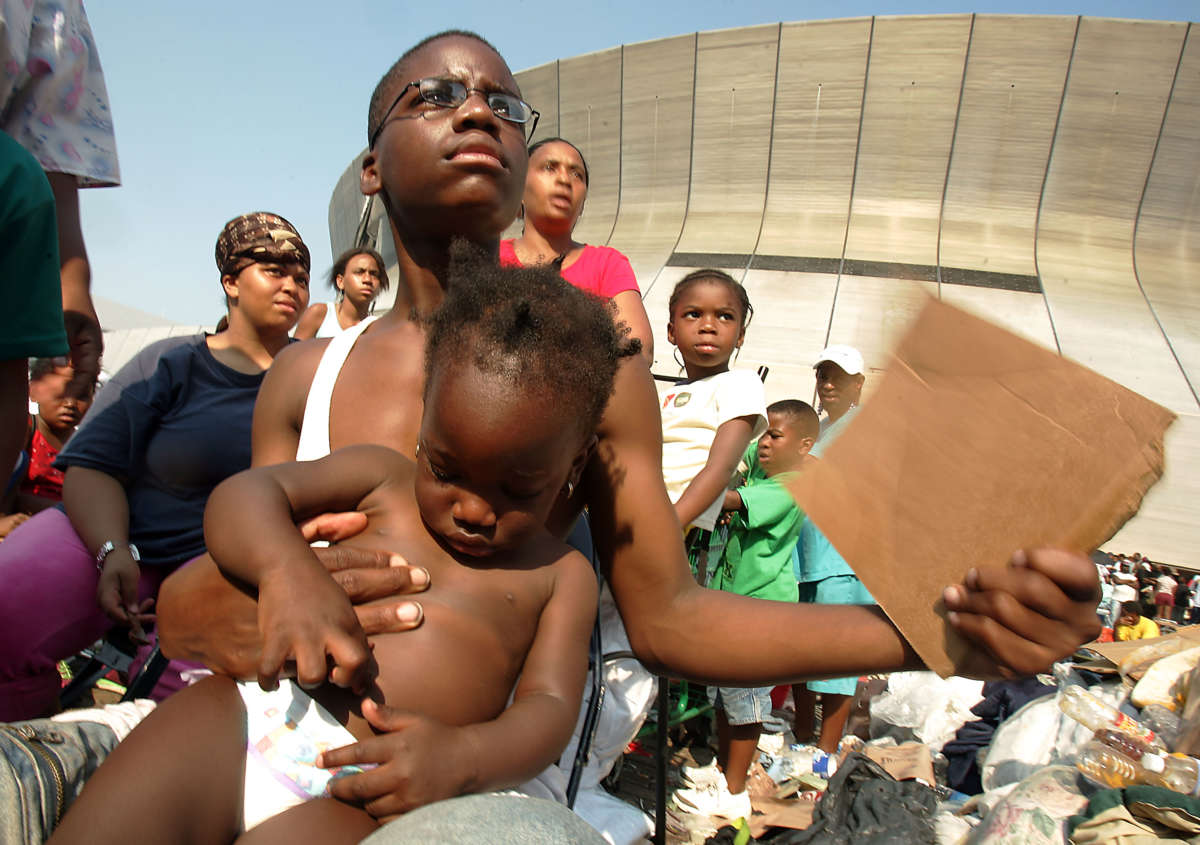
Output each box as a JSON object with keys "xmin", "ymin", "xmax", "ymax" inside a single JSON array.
[{"xmin": 659, "ymin": 369, "xmax": 768, "ymax": 530}]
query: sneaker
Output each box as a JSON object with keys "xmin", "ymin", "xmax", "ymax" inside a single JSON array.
[
  {"xmin": 673, "ymin": 779, "xmax": 753, "ymax": 819},
  {"xmin": 680, "ymin": 759, "xmax": 722, "ymax": 788}
]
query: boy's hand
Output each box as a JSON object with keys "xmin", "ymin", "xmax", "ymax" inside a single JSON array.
[
  {"xmin": 944, "ymin": 547, "xmax": 1102, "ymax": 679},
  {"xmin": 256, "ymin": 565, "xmax": 377, "ymax": 693},
  {"xmin": 299, "ymin": 513, "xmax": 430, "ymax": 631},
  {"xmin": 320, "ymin": 698, "xmax": 474, "ymax": 820}
]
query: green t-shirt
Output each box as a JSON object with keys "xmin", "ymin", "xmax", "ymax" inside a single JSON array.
[{"xmin": 712, "ymin": 473, "xmax": 803, "ymax": 602}]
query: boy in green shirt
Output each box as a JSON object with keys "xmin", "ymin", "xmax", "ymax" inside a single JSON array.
[{"xmin": 675, "ymin": 400, "xmax": 818, "ymax": 819}]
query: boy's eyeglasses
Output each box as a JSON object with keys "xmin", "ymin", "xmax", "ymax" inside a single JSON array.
[{"xmin": 369, "ymin": 78, "xmax": 540, "ymax": 148}]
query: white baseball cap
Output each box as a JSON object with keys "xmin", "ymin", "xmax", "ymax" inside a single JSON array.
[{"xmin": 813, "ymin": 345, "xmax": 865, "ymax": 376}]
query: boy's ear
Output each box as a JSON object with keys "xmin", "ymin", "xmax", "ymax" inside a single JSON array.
[
  {"xmin": 798, "ymin": 436, "xmax": 816, "ymax": 454},
  {"xmin": 221, "ymin": 273, "xmax": 239, "ymax": 302},
  {"xmin": 361, "ymin": 152, "xmax": 382, "ymax": 197}
]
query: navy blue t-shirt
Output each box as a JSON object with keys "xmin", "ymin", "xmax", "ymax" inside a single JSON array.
[{"xmin": 56, "ymin": 335, "xmax": 264, "ymax": 568}]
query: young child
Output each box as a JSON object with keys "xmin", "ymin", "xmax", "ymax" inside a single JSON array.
[
  {"xmin": 659, "ymin": 269, "xmax": 767, "ymax": 578},
  {"xmin": 1, "ymin": 359, "xmax": 92, "ymax": 536},
  {"xmin": 47, "ymin": 247, "xmax": 638, "ymax": 843},
  {"xmin": 675, "ymin": 400, "xmax": 819, "ymax": 819},
  {"xmin": 1115, "ymin": 601, "xmax": 1160, "ymax": 641}
]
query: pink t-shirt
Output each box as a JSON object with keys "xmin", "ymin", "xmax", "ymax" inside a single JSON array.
[{"xmin": 499, "ymin": 240, "xmax": 640, "ymax": 299}]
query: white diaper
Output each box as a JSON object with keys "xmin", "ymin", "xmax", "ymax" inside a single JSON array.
[{"xmin": 238, "ymin": 680, "xmax": 368, "ymax": 831}]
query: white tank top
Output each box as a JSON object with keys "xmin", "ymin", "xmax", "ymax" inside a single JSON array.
[
  {"xmin": 295, "ymin": 316, "xmax": 378, "ymax": 461},
  {"xmin": 313, "ymin": 302, "xmax": 345, "ymax": 339}
]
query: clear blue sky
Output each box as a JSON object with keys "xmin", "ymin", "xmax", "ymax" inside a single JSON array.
[{"xmin": 81, "ymin": 0, "xmax": 1193, "ymax": 326}]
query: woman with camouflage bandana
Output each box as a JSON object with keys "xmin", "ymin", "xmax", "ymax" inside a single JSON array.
[{"xmin": 0, "ymin": 212, "xmax": 311, "ymax": 721}]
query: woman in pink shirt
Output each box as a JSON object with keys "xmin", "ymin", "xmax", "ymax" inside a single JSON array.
[{"xmin": 502, "ymin": 137, "xmax": 654, "ymax": 364}]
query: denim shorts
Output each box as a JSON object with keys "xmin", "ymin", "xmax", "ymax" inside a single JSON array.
[{"xmin": 709, "ymin": 685, "xmax": 773, "ymax": 726}]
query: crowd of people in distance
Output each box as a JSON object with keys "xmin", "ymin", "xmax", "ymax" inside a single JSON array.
[
  {"xmin": 1, "ymin": 14, "xmax": 1111, "ymax": 845},
  {"xmin": 1096, "ymin": 553, "xmax": 1199, "ymax": 643}
]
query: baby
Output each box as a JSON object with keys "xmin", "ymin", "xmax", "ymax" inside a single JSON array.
[{"xmin": 48, "ymin": 244, "xmax": 639, "ymax": 843}]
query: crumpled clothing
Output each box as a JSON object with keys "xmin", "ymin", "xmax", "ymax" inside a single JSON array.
[
  {"xmin": 770, "ymin": 753, "xmax": 939, "ymax": 844},
  {"xmin": 1069, "ymin": 786, "xmax": 1200, "ymax": 844},
  {"xmin": 943, "ymin": 678, "xmax": 1056, "ymax": 794}
]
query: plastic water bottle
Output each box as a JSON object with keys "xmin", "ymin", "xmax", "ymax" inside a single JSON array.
[
  {"xmin": 1058, "ymin": 686, "xmax": 1164, "ymax": 750},
  {"xmin": 776, "ymin": 745, "xmax": 838, "ymax": 780},
  {"xmin": 1076, "ymin": 741, "xmax": 1140, "ymax": 788},
  {"xmin": 1076, "ymin": 742, "xmax": 1200, "ymax": 795},
  {"xmin": 1140, "ymin": 703, "xmax": 1184, "ymax": 749},
  {"xmin": 1141, "ymin": 753, "xmax": 1200, "ymax": 796},
  {"xmin": 1094, "ymin": 727, "xmax": 1160, "ymax": 761}
]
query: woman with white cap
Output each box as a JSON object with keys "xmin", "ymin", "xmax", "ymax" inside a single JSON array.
[{"xmin": 791, "ymin": 345, "xmax": 877, "ymax": 752}]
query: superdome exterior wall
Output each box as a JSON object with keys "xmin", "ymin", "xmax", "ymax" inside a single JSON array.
[{"xmin": 329, "ymin": 14, "xmax": 1200, "ymax": 567}]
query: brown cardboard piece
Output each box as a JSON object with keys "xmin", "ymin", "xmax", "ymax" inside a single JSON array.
[
  {"xmin": 1076, "ymin": 626, "xmax": 1200, "ymax": 675},
  {"xmin": 863, "ymin": 741, "xmax": 936, "ymax": 783},
  {"xmin": 788, "ymin": 298, "xmax": 1175, "ymax": 678}
]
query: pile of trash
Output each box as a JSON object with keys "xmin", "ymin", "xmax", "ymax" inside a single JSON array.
[{"xmin": 691, "ymin": 626, "xmax": 1200, "ymax": 844}]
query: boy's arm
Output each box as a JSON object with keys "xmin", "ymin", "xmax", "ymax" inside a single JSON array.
[
  {"xmin": 322, "ymin": 549, "xmax": 598, "ymax": 817},
  {"xmin": 249, "ymin": 339, "xmax": 324, "ymax": 467},
  {"xmin": 674, "ymin": 415, "xmax": 757, "ymax": 527},
  {"xmin": 587, "ymin": 357, "xmax": 1101, "ymax": 683},
  {"xmin": 203, "ymin": 445, "xmax": 405, "ymax": 690}
]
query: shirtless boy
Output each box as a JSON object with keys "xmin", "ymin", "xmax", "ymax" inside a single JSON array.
[
  {"xmin": 157, "ymin": 28, "xmax": 1102, "ymax": 831},
  {"xmin": 48, "ymin": 248, "xmax": 638, "ymax": 843}
]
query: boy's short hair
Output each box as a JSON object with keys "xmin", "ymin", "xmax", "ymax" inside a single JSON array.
[
  {"xmin": 767, "ymin": 399, "xmax": 819, "ymax": 441},
  {"xmin": 1120, "ymin": 601, "xmax": 1142, "ymax": 617},
  {"xmin": 367, "ymin": 30, "xmax": 503, "ymax": 147},
  {"xmin": 424, "ymin": 240, "xmax": 641, "ymax": 438}
]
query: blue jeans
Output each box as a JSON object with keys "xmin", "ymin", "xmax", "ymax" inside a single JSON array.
[{"xmin": 0, "ymin": 717, "xmax": 119, "ymax": 845}]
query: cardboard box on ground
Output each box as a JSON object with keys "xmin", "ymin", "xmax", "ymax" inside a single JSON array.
[{"xmin": 787, "ymin": 298, "xmax": 1175, "ymax": 678}]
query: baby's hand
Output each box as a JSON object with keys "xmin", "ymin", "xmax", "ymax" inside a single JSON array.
[
  {"xmin": 319, "ymin": 699, "xmax": 474, "ymax": 820},
  {"xmin": 257, "ymin": 565, "xmax": 377, "ymax": 693},
  {"xmin": 945, "ymin": 547, "xmax": 1102, "ymax": 679}
]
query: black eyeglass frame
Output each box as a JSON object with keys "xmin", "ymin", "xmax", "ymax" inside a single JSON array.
[{"xmin": 369, "ymin": 78, "xmax": 540, "ymax": 149}]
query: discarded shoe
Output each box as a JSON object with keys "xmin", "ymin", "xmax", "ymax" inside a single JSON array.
[{"xmin": 673, "ymin": 777, "xmax": 752, "ymax": 819}]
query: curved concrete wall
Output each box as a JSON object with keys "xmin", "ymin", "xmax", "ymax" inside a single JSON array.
[{"xmin": 332, "ymin": 15, "xmax": 1199, "ymax": 565}]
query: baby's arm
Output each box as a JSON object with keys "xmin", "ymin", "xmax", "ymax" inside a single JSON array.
[
  {"xmin": 321, "ymin": 548, "xmax": 599, "ymax": 818},
  {"xmin": 674, "ymin": 414, "xmax": 758, "ymax": 527},
  {"xmin": 203, "ymin": 445, "xmax": 408, "ymax": 690}
]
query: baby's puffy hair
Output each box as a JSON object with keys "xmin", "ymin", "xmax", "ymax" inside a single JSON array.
[{"xmin": 424, "ymin": 240, "xmax": 641, "ymax": 436}]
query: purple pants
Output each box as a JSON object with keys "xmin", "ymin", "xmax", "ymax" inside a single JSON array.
[{"xmin": 0, "ymin": 508, "xmax": 190, "ymax": 720}]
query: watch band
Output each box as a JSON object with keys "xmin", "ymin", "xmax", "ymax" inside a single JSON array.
[{"xmin": 95, "ymin": 541, "xmax": 140, "ymax": 572}]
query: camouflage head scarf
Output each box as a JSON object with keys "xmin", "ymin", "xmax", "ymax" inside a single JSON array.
[{"xmin": 215, "ymin": 212, "xmax": 311, "ymax": 277}]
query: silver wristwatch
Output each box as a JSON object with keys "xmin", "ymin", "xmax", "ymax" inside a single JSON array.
[{"xmin": 95, "ymin": 541, "xmax": 140, "ymax": 572}]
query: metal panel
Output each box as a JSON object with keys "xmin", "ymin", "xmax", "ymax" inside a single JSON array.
[
  {"xmin": 940, "ymin": 15, "xmax": 1076, "ymax": 278},
  {"xmin": 739, "ymin": 269, "xmax": 840, "ymax": 406},
  {"xmin": 673, "ymin": 24, "xmax": 779, "ymax": 257},
  {"xmin": 505, "ymin": 61, "xmax": 560, "ymax": 241},
  {"xmin": 1135, "ymin": 24, "xmax": 1200, "ymax": 404},
  {"xmin": 1036, "ymin": 18, "xmax": 1196, "ymax": 413},
  {"xmin": 843, "ymin": 15, "xmax": 972, "ymax": 268},
  {"xmin": 755, "ymin": 18, "xmax": 871, "ymax": 260},
  {"xmin": 518, "ymin": 61, "xmax": 560, "ymax": 141},
  {"xmin": 557, "ymin": 48, "xmax": 623, "ymax": 246},
  {"xmin": 1107, "ymin": 414, "xmax": 1200, "ymax": 563},
  {"xmin": 825, "ymin": 276, "xmax": 939, "ymax": 375},
  {"xmin": 606, "ymin": 34, "xmax": 696, "ymax": 293}
]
